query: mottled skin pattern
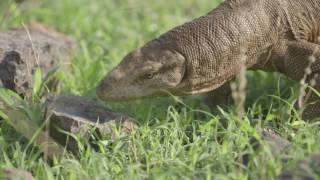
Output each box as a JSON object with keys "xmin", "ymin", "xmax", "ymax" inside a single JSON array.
[{"xmin": 97, "ymin": 0, "xmax": 320, "ymax": 120}]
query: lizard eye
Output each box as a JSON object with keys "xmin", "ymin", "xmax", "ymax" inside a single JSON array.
[{"xmin": 146, "ymin": 73, "xmax": 154, "ymax": 79}]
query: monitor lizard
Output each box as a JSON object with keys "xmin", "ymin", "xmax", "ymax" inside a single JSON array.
[{"xmin": 97, "ymin": 0, "xmax": 320, "ymax": 120}]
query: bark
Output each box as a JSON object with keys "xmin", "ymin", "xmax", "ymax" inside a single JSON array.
[
  {"xmin": 0, "ymin": 22, "xmax": 75, "ymax": 95},
  {"xmin": 45, "ymin": 95, "xmax": 138, "ymax": 153}
]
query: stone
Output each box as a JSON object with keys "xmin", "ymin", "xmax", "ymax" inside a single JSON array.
[
  {"xmin": 45, "ymin": 95, "xmax": 138, "ymax": 152},
  {"xmin": 260, "ymin": 128, "xmax": 291, "ymax": 155},
  {"xmin": 277, "ymin": 154, "xmax": 320, "ymax": 180},
  {"xmin": 0, "ymin": 22, "xmax": 75, "ymax": 95},
  {"xmin": 241, "ymin": 128, "xmax": 291, "ymax": 166},
  {"xmin": 1, "ymin": 168, "xmax": 34, "ymax": 180}
]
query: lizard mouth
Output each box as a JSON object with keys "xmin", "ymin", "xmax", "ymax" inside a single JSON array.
[
  {"xmin": 96, "ymin": 84, "xmax": 125, "ymax": 101},
  {"xmin": 96, "ymin": 82, "xmax": 178, "ymax": 101},
  {"xmin": 96, "ymin": 82, "xmax": 155, "ymax": 102}
]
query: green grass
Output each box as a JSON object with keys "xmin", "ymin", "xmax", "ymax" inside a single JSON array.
[{"xmin": 0, "ymin": 0, "xmax": 320, "ymax": 179}]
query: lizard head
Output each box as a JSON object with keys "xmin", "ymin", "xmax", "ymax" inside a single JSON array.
[{"xmin": 96, "ymin": 41, "xmax": 186, "ymax": 101}]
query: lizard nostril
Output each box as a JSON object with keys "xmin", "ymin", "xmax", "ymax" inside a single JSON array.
[
  {"xmin": 109, "ymin": 78, "xmax": 115, "ymax": 84},
  {"xmin": 96, "ymin": 84, "xmax": 104, "ymax": 98},
  {"xmin": 103, "ymin": 79, "xmax": 112, "ymax": 90},
  {"xmin": 96, "ymin": 78, "xmax": 113, "ymax": 98},
  {"xmin": 109, "ymin": 76, "xmax": 120, "ymax": 85}
]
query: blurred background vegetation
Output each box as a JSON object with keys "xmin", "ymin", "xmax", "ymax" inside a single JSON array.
[{"xmin": 0, "ymin": 0, "xmax": 318, "ymax": 179}]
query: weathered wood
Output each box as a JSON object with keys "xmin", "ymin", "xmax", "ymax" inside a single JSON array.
[
  {"xmin": 260, "ymin": 128, "xmax": 291, "ymax": 155},
  {"xmin": 1, "ymin": 94, "xmax": 137, "ymax": 157},
  {"xmin": 2, "ymin": 104, "xmax": 66, "ymax": 159},
  {"xmin": 1, "ymin": 168, "xmax": 34, "ymax": 180},
  {"xmin": 240, "ymin": 128, "xmax": 292, "ymax": 166},
  {"xmin": 0, "ymin": 22, "xmax": 75, "ymax": 95},
  {"xmin": 277, "ymin": 154, "xmax": 320, "ymax": 180},
  {"xmin": 45, "ymin": 95, "xmax": 138, "ymax": 153}
]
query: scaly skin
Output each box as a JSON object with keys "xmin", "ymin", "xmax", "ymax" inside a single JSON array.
[{"xmin": 97, "ymin": 0, "xmax": 320, "ymax": 120}]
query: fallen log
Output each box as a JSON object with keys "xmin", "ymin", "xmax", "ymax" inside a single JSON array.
[
  {"xmin": 0, "ymin": 22, "xmax": 75, "ymax": 95},
  {"xmin": 240, "ymin": 128, "xmax": 292, "ymax": 166},
  {"xmin": 1, "ymin": 167, "xmax": 34, "ymax": 180},
  {"xmin": 45, "ymin": 95, "xmax": 138, "ymax": 153},
  {"xmin": 0, "ymin": 100, "xmax": 66, "ymax": 159},
  {"xmin": 277, "ymin": 154, "xmax": 320, "ymax": 180},
  {"xmin": 0, "ymin": 94, "xmax": 137, "ymax": 158}
]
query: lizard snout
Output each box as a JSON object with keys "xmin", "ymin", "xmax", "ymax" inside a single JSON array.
[{"xmin": 96, "ymin": 77, "xmax": 112, "ymax": 100}]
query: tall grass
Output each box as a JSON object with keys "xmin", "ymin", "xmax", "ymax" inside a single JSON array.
[{"xmin": 0, "ymin": 0, "xmax": 319, "ymax": 179}]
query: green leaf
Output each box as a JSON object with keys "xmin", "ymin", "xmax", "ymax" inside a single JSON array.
[
  {"xmin": 0, "ymin": 110, "xmax": 8, "ymax": 120},
  {"xmin": 41, "ymin": 66, "xmax": 59, "ymax": 88},
  {"xmin": 32, "ymin": 68, "xmax": 42, "ymax": 98},
  {"xmin": 290, "ymin": 120, "xmax": 305, "ymax": 129},
  {"xmin": 0, "ymin": 88, "xmax": 21, "ymax": 106},
  {"xmin": 308, "ymin": 86, "xmax": 320, "ymax": 97}
]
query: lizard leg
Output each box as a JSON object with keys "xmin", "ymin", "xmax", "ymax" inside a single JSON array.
[
  {"xmin": 274, "ymin": 40, "xmax": 320, "ymax": 120},
  {"xmin": 203, "ymin": 81, "xmax": 232, "ymax": 110}
]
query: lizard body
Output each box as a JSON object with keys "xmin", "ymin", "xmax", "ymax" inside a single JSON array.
[{"xmin": 97, "ymin": 0, "xmax": 320, "ymax": 120}]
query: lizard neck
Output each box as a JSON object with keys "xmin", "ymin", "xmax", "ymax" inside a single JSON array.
[
  {"xmin": 156, "ymin": 2, "xmax": 253, "ymax": 95},
  {"xmin": 156, "ymin": 0, "xmax": 291, "ymax": 95}
]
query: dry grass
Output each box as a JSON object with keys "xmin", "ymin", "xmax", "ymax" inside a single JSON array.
[
  {"xmin": 231, "ymin": 46, "xmax": 247, "ymax": 118},
  {"xmin": 0, "ymin": 1, "xmax": 320, "ymax": 179},
  {"xmin": 297, "ymin": 46, "xmax": 319, "ymax": 118}
]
